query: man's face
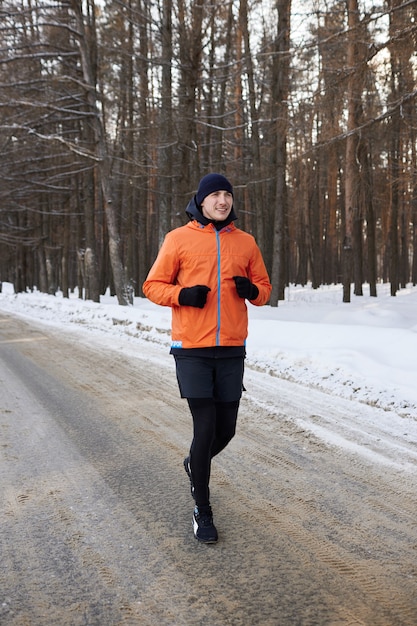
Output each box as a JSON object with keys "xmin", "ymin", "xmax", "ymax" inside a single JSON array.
[{"xmin": 201, "ymin": 190, "xmax": 233, "ymax": 221}]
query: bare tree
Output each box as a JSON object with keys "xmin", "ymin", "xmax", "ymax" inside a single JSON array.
[
  {"xmin": 158, "ymin": 0, "xmax": 174, "ymax": 246},
  {"xmin": 70, "ymin": 0, "xmax": 132, "ymax": 305},
  {"xmin": 270, "ymin": 0, "xmax": 291, "ymax": 306},
  {"xmin": 343, "ymin": 0, "xmax": 360, "ymax": 302}
]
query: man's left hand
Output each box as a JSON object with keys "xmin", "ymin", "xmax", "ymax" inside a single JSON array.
[{"xmin": 233, "ymin": 276, "xmax": 259, "ymax": 300}]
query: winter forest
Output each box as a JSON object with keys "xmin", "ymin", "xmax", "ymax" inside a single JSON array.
[{"xmin": 1, "ymin": 0, "xmax": 416, "ymax": 306}]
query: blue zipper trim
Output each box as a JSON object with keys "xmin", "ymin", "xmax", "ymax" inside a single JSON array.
[{"xmin": 215, "ymin": 229, "xmax": 221, "ymax": 345}]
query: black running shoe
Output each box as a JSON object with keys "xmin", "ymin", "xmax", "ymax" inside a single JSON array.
[
  {"xmin": 192, "ymin": 506, "xmax": 218, "ymax": 544},
  {"xmin": 183, "ymin": 456, "xmax": 195, "ymax": 500}
]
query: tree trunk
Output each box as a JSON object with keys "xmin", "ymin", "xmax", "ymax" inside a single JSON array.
[
  {"xmin": 270, "ymin": 0, "xmax": 291, "ymax": 307},
  {"xmin": 343, "ymin": 0, "xmax": 361, "ymax": 303},
  {"xmin": 158, "ymin": 0, "xmax": 173, "ymax": 245},
  {"xmin": 176, "ymin": 0, "xmax": 204, "ymax": 210},
  {"xmin": 412, "ymin": 130, "xmax": 417, "ymax": 286},
  {"xmin": 358, "ymin": 144, "xmax": 377, "ymax": 297},
  {"xmin": 242, "ymin": 0, "xmax": 264, "ymax": 240},
  {"xmin": 70, "ymin": 0, "xmax": 131, "ymax": 305}
]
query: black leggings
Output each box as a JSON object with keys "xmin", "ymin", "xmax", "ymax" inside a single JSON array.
[{"xmin": 187, "ymin": 397, "xmax": 239, "ymax": 508}]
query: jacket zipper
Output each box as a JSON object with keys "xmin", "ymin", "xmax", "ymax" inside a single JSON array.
[{"xmin": 215, "ymin": 229, "xmax": 221, "ymax": 346}]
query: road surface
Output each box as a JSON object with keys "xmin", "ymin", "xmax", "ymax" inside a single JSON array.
[{"xmin": 1, "ymin": 313, "xmax": 416, "ymax": 625}]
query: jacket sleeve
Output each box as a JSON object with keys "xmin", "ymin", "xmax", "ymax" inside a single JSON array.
[
  {"xmin": 142, "ymin": 232, "xmax": 183, "ymax": 307},
  {"xmin": 247, "ymin": 242, "xmax": 272, "ymax": 306}
]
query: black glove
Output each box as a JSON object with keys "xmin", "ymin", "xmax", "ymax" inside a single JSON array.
[
  {"xmin": 233, "ymin": 276, "xmax": 259, "ymax": 300},
  {"xmin": 179, "ymin": 285, "xmax": 211, "ymax": 308}
]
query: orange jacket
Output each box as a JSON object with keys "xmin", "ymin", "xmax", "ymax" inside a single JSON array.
[{"xmin": 143, "ymin": 220, "xmax": 272, "ymax": 349}]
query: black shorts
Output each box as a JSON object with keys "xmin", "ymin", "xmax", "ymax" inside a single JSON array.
[{"xmin": 173, "ymin": 355, "xmax": 244, "ymax": 402}]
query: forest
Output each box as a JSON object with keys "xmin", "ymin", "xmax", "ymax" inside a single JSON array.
[{"xmin": 0, "ymin": 0, "xmax": 416, "ymax": 305}]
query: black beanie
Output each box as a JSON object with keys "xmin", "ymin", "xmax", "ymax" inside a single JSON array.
[{"xmin": 196, "ymin": 173, "xmax": 234, "ymax": 205}]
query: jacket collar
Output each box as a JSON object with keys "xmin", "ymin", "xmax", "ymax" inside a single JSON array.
[{"xmin": 185, "ymin": 195, "xmax": 237, "ymax": 230}]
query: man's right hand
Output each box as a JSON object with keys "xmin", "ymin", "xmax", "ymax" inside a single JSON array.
[{"xmin": 179, "ymin": 285, "xmax": 211, "ymax": 308}]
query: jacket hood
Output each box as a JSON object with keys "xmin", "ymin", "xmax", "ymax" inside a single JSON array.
[{"xmin": 185, "ymin": 195, "xmax": 237, "ymax": 229}]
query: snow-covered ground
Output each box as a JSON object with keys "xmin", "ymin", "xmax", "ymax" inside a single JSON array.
[{"xmin": 1, "ymin": 281, "xmax": 417, "ymax": 423}]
